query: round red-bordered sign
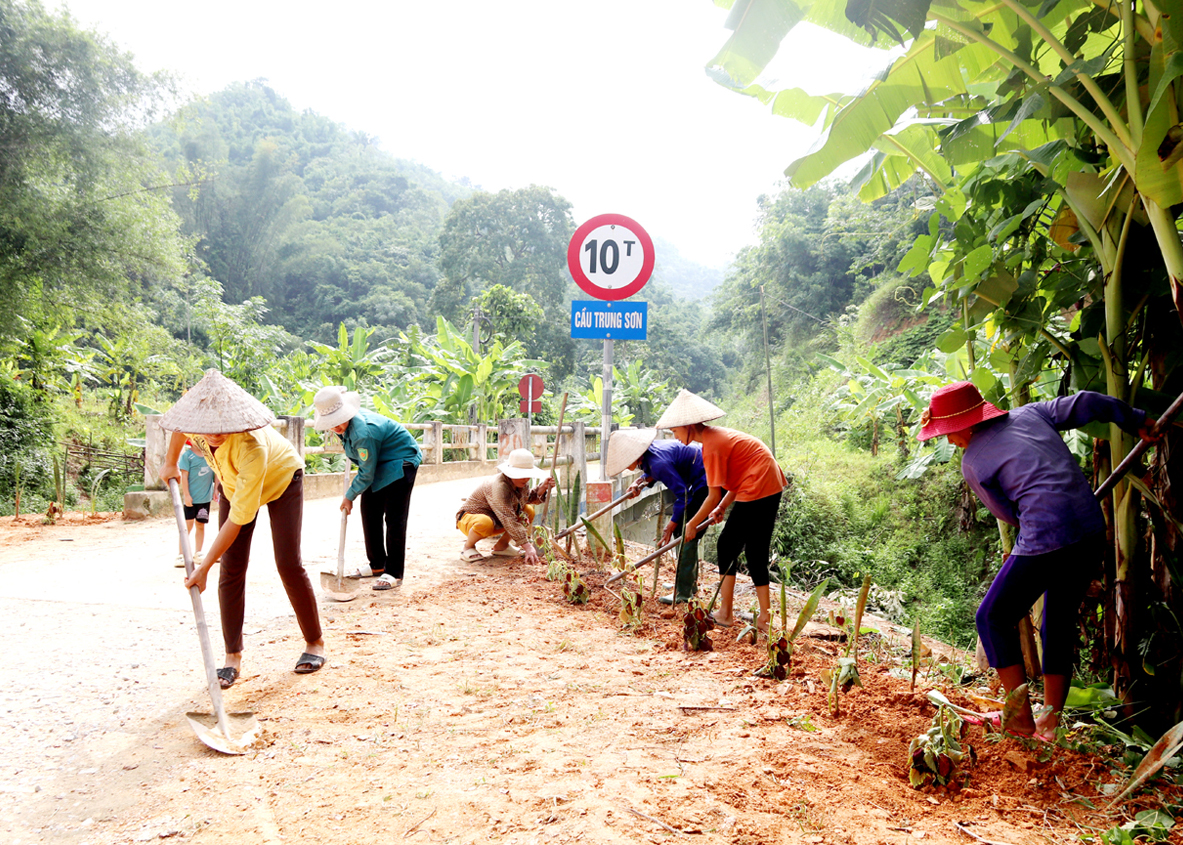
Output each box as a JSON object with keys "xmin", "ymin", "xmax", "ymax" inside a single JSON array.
[
  {"xmin": 518, "ymin": 373, "xmax": 544, "ymax": 399},
  {"xmin": 567, "ymin": 213, "xmax": 654, "ymax": 301}
]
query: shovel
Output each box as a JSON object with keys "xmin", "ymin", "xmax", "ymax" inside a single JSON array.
[
  {"xmin": 167, "ymin": 479, "xmax": 259, "ymax": 755},
  {"xmin": 320, "ymin": 469, "xmax": 358, "ymax": 602}
]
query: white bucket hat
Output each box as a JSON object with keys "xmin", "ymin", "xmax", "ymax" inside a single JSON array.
[
  {"xmin": 312, "ymin": 385, "xmax": 362, "ymax": 430},
  {"xmin": 158, "ymin": 369, "xmax": 276, "ymax": 434},
  {"xmin": 605, "ymin": 428, "xmax": 657, "ymax": 477},
  {"xmin": 498, "ymin": 448, "xmax": 549, "ymax": 480},
  {"xmin": 655, "ymin": 389, "xmax": 725, "ymax": 429}
]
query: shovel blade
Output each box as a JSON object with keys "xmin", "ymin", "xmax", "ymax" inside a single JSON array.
[
  {"xmin": 320, "ymin": 571, "xmax": 358, "ymax": 602},
  {"xmin": 185, "ymin": 711, "xmax": 260, "ymax": 755}
]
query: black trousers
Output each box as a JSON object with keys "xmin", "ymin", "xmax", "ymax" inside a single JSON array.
[
  {"xmin": 716, "ymin": 492, "xmax": 782, "ymax": 588},
  {"xmin": 359, "ymin": 462, "xmax": 418, "ymax": 579}
]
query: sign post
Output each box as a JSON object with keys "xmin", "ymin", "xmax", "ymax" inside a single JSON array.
[
  {"xmin": 518, "ymin": 373, "xmax": 543, "ymax": 426},
  {"xmin": 567, "ymin": 214, "xmax": 654, "ymax": 480}
]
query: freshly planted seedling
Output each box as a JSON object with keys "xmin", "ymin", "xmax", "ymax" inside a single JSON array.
[
  {"xmin": 545, "ymin": 551, "xmax": 566, "ymax": 582},
  {"xmin": 683, "ymin": 599, "xmax": 715, "ymax": 651},
  {"xmin": 907, "ymin": 706, "xmax": 974, "ymax": 789},
  {"xmin": 755, "ymin": 573, "xmax": 828, "ymax": 680},
  {"xmin": 736, "ymin": 600, "xmax": 760, "ymax": 645},
  {"xmin": 563, "ymin": 569, "xmax": 589, "ymax": 605},
  {"xmin": 618, "ymin": 573, "xmax": 643, "ymax": 629}
]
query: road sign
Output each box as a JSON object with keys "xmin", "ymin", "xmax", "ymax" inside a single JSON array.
[
  {"xmin": 519, "ymin": 399, "xmax": 542, "ymax": 414},
  {"xmin": 567, "ymin": 213, "xmax": 654, "ymax": 301},
  {"xmin": 518, "ymin": 373, "xmax": 544, "ymax": 399},
  {"xmin": 570, "ymin": 300, "xmax": 647, "ymax": 340}
]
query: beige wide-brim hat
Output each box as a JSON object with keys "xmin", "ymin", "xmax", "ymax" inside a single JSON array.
[
  {"xmin": 158, "ymin": 369, "xmax": 276, "ymax": 434},
  {"xmin": 605, "ymin": 428, "xmax": 657, "ymax": 477},
  {"xmin": 655, "ymin": 389, "xmax": 725, "ymax": 429},
  {"xmin": 498, "ymin": 447, "xmax": 549, "ymax": 480},
  {"xmin": 312, "ymin": 385, "xmax": 362, "ymax": 430}
]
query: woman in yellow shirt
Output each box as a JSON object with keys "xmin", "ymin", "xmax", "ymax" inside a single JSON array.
[{"xmin": 159, "ymin": 369, "xmax": 324, "ymax": 689}]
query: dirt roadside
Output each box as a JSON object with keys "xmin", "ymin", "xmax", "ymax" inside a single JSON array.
[{"xmin": 0, "ymin": 476, "xmax": 1176, "ymax": 845}]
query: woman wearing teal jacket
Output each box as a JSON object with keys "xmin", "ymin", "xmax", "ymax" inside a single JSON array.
[{"xmin": 313, "ymin": 386, "xmax": 422, "ymax": 590}]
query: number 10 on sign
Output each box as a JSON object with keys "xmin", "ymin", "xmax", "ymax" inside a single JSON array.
[{"xmin": 567, "ymin": 213, "xmax": 654, "ymax": 301}]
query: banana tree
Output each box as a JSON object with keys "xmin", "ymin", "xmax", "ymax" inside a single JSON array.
[{"xmin": 306, "ymin": 323, "xmax": 393, "ymax": 392}]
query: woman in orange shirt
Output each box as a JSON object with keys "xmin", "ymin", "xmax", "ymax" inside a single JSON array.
[{"xmin": 656, "ymin": 389, "xmax": 786, "ymax": 634}]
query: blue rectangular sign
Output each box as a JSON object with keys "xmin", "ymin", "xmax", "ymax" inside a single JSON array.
[{"xmin": 570, "ymin": 300, "xmax": 647, "ymax": 340}]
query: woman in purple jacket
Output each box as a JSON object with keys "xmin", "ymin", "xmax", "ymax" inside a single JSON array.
[{"xmin": 918, "ymin": 382, "xmax": 1155, "ymax": 740}]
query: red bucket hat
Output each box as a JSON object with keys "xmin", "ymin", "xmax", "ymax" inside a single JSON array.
[{"xmin": 917, "ymin": 381, "xmax": 1008, "ymax": 441}]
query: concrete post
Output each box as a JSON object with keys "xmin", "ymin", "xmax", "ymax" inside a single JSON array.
[
  {"xmin": 476, "ymin": 424, "xmax": 489, "ymax": 462},
  {"xmin": 144, "ymin": 415, "xmax": 167, "ymax": 490},
  {"xmin": 498, "ymin": 419, "xmax": 529, "ymax": 462},
  {"xmin": 277, "ymin": 415, "xmax": 304, "ymax": 455},
  {"xmin": 424, "ymin": 421, "xmax": 443, "ymax": 464},
  {"xmin": 570, "ymin": 421, "xmax": 587, "ymax": 487}
]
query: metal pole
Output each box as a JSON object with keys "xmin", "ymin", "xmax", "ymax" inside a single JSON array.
[
  {"xmin": 600, "ymin": 337, "xmax": 613, "ymax": 481},
  {"xmin": 760, "ymin": 286, "xmax": 776, "ymax": 456}
]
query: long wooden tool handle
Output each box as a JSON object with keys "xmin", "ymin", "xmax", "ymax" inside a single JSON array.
[
  {"xmin": 554, "ymin": 490, "xmax": 634, "ymax": 540},
  {"xmin": 604, "ymin": 514, "xmax": 719, "ymax": 586},
  {"xmin": 337, "ymin": 468, "xmax": 349, "ymax": 588},
  {"xmin": 169, "ymin": 479, "xmax": 233, "ymax": 741},
  {"xmin": 1095, "ymin": 389, "xmax": 1183, "ymax": 500},
  {"xmin": 540, "ymin": 393, "xmax": 567, "ymax": 528}
]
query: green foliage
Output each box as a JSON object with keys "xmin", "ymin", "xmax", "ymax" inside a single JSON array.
[
  {"xmin": 0, "ymin": 377, "xmax": 54, "ymax": 510},
  {"xmin": 433, "ymin": 185, "xmax": 576, "ymax": 378},
  {"xmin": 150, "ymin": 81, "xmax": 458, "ymax": 341},
  {"xmin": 306, "ymin": 323, "xmax": 392, "ymax": 391},
  {"xmin": 0, "ymin": 0, "xmax": 190, "ymax": 352}
]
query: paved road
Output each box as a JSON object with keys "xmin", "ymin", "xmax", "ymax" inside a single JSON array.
[{"xmin": 0, "ymin": 473, "xmax": 478, "ymax": 841}]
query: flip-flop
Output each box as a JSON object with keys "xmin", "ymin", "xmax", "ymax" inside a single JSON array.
[
  {"xmin": 710, "ymin": 614, "xmax": 734, "ymax": 628},
  {"xmin": 372, "ymin": 574, "xmax": 400, "ymax": 591},
  {"xmin": 460, "ymin": 548, "xmax": 485, "ymax": 563},
  {"xmin": 216, "ymin": 667, "xmax": 238, "ymax": 689},
  {"xmin": 294, "ymin": 653, "xmax": 326, "ymax": 674},
  {"xmin": 491, "ymin": 545, "xmax": 522, "ymax": 557}
]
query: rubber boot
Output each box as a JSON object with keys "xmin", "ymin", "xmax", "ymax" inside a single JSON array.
[{"xmin": 672, "ymin": 536, "xmax": 700, "ymax": 604}]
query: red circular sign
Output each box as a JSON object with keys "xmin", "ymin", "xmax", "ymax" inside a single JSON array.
[
  {"xmin": 567, "ymin": 213, "xmax": 654, "ymax": 301},
  {"xmin": 518, "ymin": 373, "xmax": 544, "ymax": 399}
]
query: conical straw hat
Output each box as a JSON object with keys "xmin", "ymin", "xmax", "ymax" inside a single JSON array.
[
  {"xmin": 655, "ymin": 389, "xmax": 725, "ymax": 429},
  {"xmin": 158, "ymin": 369, "xmax": 276, "ymax": 434},
  {"xmin": 605, "ymin": 428, "xmax": 657, "ymax": 477}
]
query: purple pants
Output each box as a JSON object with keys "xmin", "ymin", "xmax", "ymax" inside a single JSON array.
[{"xmin": 975, "ymin": 532, "xmax": 1101, "ymax": 675}]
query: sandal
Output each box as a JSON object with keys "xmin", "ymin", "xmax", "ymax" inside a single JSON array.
[
  {"xmin": 372, "ymin": 574, "xmax": 400, "ymax": 590},
  {"xmin": 460, "ymin": 548, "xmax": 485, "ymax": 563},
  {"xmin": 491, "ymin": 544, "xmax": 522, "ymax": 557},
  {"xmin": 294, "ymin": 652, "xmax": 326, "ymax": 674},
  {"xmin": 343, "ymin": 565, "xmax": 383, "ymax": 579},
  {"xmin": 216, "ymin": 667, "xmax": 238, "ymax": 689}
]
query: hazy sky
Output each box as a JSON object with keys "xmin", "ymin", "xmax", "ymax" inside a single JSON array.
[{"xmin": 57, "ymin": 0, "xmax": 887, "ymax": 269}]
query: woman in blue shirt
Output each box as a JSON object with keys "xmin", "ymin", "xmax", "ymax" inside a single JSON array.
[
  {"xmin": 918, "ymin": 382, "xmax": 1154, "ymax": 740},
  {"xmin": 607, "ymin": 428, "xmax": 709, "ymax": 605},
  {"xmin": 314, "ymin": 386, "xmax": 423, "ymax": 590}
]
